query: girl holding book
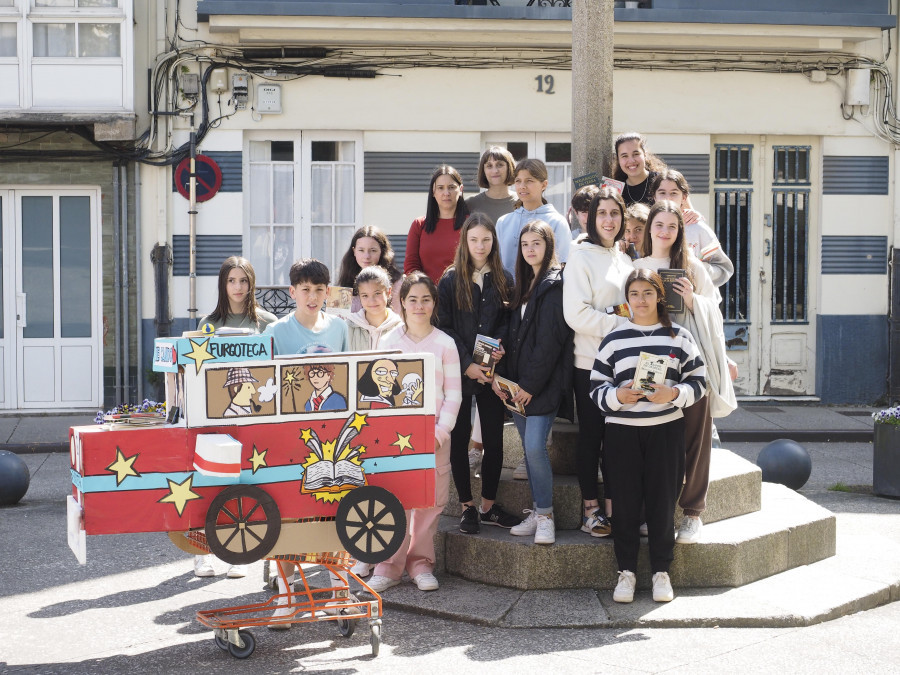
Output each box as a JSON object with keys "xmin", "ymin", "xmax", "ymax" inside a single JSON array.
[
  {"xmin": 345, "ymin": 265, "xmax": 403, "ymax": 352},
  {"xmin": 405, "ymin": 165, "xmax": 470, "ymax": 281},
  {"xmin": 363, "ymin": 272, "xmax": 462, "ymax": 592},
  {"xmin": 194, "ymin": 256, "xmax": 277, "ymax": 579},
  {"xmin": 493, "ymin": 221, "xmax": 573, "ymax": 545},
  {"xmin": 633, "ymin": 201, "xmax": 736, "ymax": 544},
  {"xmin": 562, "ymin": 187, "xmax": 634, "ymax": 538},
  {"xmin": 337, "ymin": 226, "xmax": 403, "ymax": 313},
  {"xmin": 591, "ymin": 268, "xmax": 706, "ymax": 604},
  {"xmin": 438, "ymin": 213, "xmax": 520, "ymax": 534}
]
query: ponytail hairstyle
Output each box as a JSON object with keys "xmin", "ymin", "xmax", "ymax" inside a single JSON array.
[
  {"xmin": 398, "ymin": 270, "xmax": 439, "ymax": 328},
  {"xmin": 644, "ymin": 200, "xmax": 693, "ymax": 284},
  {"xmin": 209, "ymin": 256, "xmax": 261, "ymax": 328},
  {"xmin": 337, "ymin": 225, "xmax": 402, "ymax": 289},
  {"xmin": 585, "ymin": 187, "xmax": 626, "ymax": 247},
  {"xmin": 512, "ymin": 158, "xmax": 549, "ymax": 209},
  {"xmin": 625, "ymin": 268, "xmax": 675, "ymax": 338},
  {"xmin": 611, "ymin": 131, "xmax": 667, "ymax": 182},
  {"xmin": 353, "ymin": 265, "xmax": 392, "ymax": 294},
  {"xmin": 424, "ymin": 165, "xmax": 469, "ymax": 234},
  {"xmin": 450, "ymin": 212, "xmax": 509, "ymax": 312},
  {"xmin": 649, "ymin": 168, "xmax": 692, "ymax": 205},
  {"xmin": 512, "ymin": 220, "xmax": 558, "ymax": 309}
]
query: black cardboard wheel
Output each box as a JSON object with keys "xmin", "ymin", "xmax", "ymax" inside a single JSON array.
[
  {"xmin": 335, "ymin": 486, "xmax": 406, "ymax": 564},
  {"xmin": 205, "ymin": 485, "xmax": 281, "ymax": 565}
]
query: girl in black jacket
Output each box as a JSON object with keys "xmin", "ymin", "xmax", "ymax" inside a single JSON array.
[
  {"xmin": 493, "ymin": 221, "xmax": 573, "ymax": 545},
  {"xmin": 438, "ymin": 213, "xmax": 519, "ymax": 535}
]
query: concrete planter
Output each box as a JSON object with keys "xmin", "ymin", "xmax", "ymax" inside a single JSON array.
[{"xmin": 873, "ymin": 423, "xmax": 900, "ymax": 498}]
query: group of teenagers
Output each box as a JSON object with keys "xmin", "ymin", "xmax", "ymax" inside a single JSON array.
[{"xmin": 192, "ymin": 131, "xmax": 737, "ymax": 610}]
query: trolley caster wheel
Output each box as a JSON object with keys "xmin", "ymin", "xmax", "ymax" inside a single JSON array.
[
  {"xmin": 337, "ymin": 607, "xmax": 358, "ymax": 638},
  {"xmin": 335, "ymin": 486, "xmax": 407, "ymax": 564},
  {"xmin": 227, "ymin": 630, "xmax": 256, "ymax": 659},
  {"xmin": 369, "ymin": 622, "xmax": 381, "ymax": 657},
  {"xmin": 214, "ymin": 632, "xmax": 229, "ymax": 651}
]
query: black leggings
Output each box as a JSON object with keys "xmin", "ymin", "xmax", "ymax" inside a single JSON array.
[
  {"xmin": 449, "ymin": 387, "xmax": 505, "ymax": 504},
  {"xmin": 573, "ymin": 367, "xmax": 607, "ymax": 502}
]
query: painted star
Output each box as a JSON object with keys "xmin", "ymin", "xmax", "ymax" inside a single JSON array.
[
  {"xmin": 349, "ymin": 413, "xmax": 368, "ymax": 433},
  {"xmin": 249, "ymin": 445, "xmax": 268, "ymax": 474},
  {"xmin": 392, "ymin": 433, "xmax": 413, "ymax": 453},
  {"xmin": 158, "ymin": 474, "xmax": 202, "ymax": 516},
  {"xmin": 184, "ymin": 338, "xmax": 215, "ymax": 374},
  {"xmin": 106, "ymin": 447, "xmax": 140, "ymax": 486},
  {"xmin": 300, "ymin": 428, "xmax": 313, "ymax": 444},
  {"xmin": 284, "ymin": 370, "xmax": 296, "ymax": 384}
]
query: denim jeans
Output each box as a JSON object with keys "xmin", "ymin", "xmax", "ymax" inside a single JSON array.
[{"xmin": 512, "ymin": 410, "xmax": 556, "ymax": 513}]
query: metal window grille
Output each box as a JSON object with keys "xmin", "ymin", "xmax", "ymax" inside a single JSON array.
[
  {"xmin": 714, "ymin": 145, "xmax": 753, "ymax": 184},
  {"xmin": 771, "ymin": 189, "xmax": 809, "ymax": 323},
  {"xmin": 713, "ymin": 188, "xmax": 751, "ymax": 322},
  {"xmin": 773, "ymin": 146, "xmax": 811, "ymax": 185}
]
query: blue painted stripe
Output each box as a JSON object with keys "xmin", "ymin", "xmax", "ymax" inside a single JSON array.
[{"xmin": 75, "ymin": 453, "xmax": 435, "ymax": 494}]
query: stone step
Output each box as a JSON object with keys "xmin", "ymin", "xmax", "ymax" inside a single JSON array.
[
  {"xmin": 446, "ymin": 447, "xmax": 762, "ymax": 531},
  {"xmin": 436, "ymin": 481, "xmax": 834, "ymax": 590}
]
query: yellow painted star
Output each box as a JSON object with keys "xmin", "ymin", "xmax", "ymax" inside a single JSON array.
[
  {"xmin": 106, "ymin": 447, "xmax": 140, "ymax": 486},
  {"xmin": 249, "ymin": 445, "xmax": 268, "ymax": 474},
  {"xmin": 300, "ymin": 428, "xmax": 313, "ymax": 444},
  {"xmin": 158, "ymin": 474, "xmax": 202, "ymax": 516},
  {"xmin": 349, "ymin": 413, "xmax": 368, "ymax": 433},
  {"xmin": 184, "ymin": 338, "xmax": 215, "ymax": 374},
  {"xmin": 392, "ymin": 433, "xmax": 413, "ymax": 454},
  {"xmin": 284, "ymin": 370, "xmax": 296, "ymax": 384}
]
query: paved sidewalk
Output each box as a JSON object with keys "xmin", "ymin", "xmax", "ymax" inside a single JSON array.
[{"xmin": 0, "ymin": 404, "xmax": 878, "ymax": 454}]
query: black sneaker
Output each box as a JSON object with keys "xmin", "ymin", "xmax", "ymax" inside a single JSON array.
[
  {"xmin": 480, "ymin": 503, "xmax": 522, "ymax": 528},
  {"xmin": 460, "ymin": 505, "xmax": 481, "ymax": 534}
]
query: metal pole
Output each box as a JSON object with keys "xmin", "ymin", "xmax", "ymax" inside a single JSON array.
[
  {"xmin": 135, "ymin": 162, "xmax": 143, "ymax": 402},
  {"xmin": 121, "ymin": 164, "xmax": 130, "ymax": 403},
  {"xmin": 572, "ymin": 0, "xmax": 615, "ymax": 180},
  {"xmin": 112, "ymin": 162, "xmax": 122, "ymax": 406},
  {"xmin": 188, "ymin": 115, "xmax": 197, "ymax": 321}
]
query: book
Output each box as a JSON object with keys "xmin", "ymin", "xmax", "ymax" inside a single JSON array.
[
  {"xmin": 215, "ymin": 327, "xmax": 253, "ymax": 336},
  {"xmin": 324, "ymin": 286, "xmax": 354, "ymax": 318},
  {"xmin": 301, "ymin": 456, "xmax": 366, "ymax": 493},
  {"xmin": 601, "ymin": 176, "xmax": 625, "ymax": 194},
  {"xmin": 494, "ymin": 375, "xmax": 526, "ymax": 416},
  {"xmin": 472, "ymin": 334, "xmax": 501, "ymax": 378},
  {"xmin": 573, "ymin": 172, "xmax": 600, "ymax": 190},
  {"xmin": 605, "ymin": 303, "xmax": 633, "ymax": 319},
  {"xmin": 631, "ymin": 352, "xmax": 674, "ymax": 395},
  {"xmin": 658, "ymin": 268, "xmax": 686, "ymax": 313}
]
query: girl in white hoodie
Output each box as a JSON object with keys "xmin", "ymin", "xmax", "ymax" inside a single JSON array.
[
  {"xmin": 562, "ymin": 187, "xmax": 634, "ymax": 537},
  {"xmin": 345, "ymin": 266, "xmax": 403, "ymax": 352}
]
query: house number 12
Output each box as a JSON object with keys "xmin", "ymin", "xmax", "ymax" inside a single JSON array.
[{"xmin": 535, "ymin": 74, "xmax": 555, "ymax": 94}]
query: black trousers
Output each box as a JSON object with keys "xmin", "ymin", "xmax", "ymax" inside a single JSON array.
[
  {"xmin": 449, "ymin": 387, "xmax": 505, "ymax": 504},
  {"xmin": 573, "ymin": 367, "xmax": 607, "ymax": 502},
  {"xmin": 605, "ymin": 417, "xmax": 686, "ymax": 574}
]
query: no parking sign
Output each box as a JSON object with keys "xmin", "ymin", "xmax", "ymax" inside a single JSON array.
[{"xmin": 175, "ymin": 154, "xmax": 223, "ymax": 203}]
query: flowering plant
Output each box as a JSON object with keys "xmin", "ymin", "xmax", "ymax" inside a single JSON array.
[
  {"xmin": 95, "ymin": 399, "xmax": 167, "ymax": 424},
  {"xmin": 872, "ymin": 405, "xmax": 900, "ymax": 426}
]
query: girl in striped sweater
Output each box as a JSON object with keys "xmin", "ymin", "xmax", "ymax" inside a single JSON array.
[
  {"xmin": 365, "ymin": 271, "xmax": 463, "ymax": 593},
  {"xmin": 591, "ymin": 269, "xmax": 706, "ymax": 605}
]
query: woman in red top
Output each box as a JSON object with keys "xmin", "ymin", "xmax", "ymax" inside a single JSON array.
[{"xmin": 404, "ymin": 165, "xmax": 470, "ymax": 281}]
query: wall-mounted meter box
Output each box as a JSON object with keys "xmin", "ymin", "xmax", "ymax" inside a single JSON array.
[
  {"xmin": 210, "ymin": 69, "xmax": 229, "ymax": 94},
  {"xmin": 232, "ymin": 73, "xmax": 249, "ymax": 110},
  {"xmin": 257, "ymin": 83, "xmax": 282, "ymax": 114}
]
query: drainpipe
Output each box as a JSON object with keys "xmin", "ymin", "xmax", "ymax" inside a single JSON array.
[
  {"xmin": 120, "ymin": 164, "xmax": 130, "ymax": 403},
  {"xmin": 112, "ymin": 162, "xmax": 122, "ymax": 406},
  {"xmin": 135, "ymin": 163, "xmax": 143, "ymax": 402}
]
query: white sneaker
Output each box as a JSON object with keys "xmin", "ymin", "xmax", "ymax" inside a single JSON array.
[
  {"xmin": 676, "ymin": 516, "xmax": 703, "ymax": 544},
  {"xmin": 510, "ymin": 510, "xmax": 537, "ymax": 536},
  {"xmin": 533, "ymin": 514, "xmax": 555, "ymax": 545},
  {"xmin": 350, "ymin": 560, "xmax": 372, "ymax": 577},
  {"xmin": 367, "ymin": 575, "xmax": 401, "ymax": 593},
  {"xmin": 513, "ymin": 458, "xmax": 528, "ymax": 480},
  {"xmin": 226, "ymin": 564, "xmax": 247, "ymax": 578},
  {"xmin": 413, "ymin": 572, "xmax": 439, "ymax": 591},
  {"xmin": 613, "ymin": 570, "xmax": 636, "ymax": 603},
  {"xmin": 269, "ymin": 575, "xmax": 293, "ymax": 630},
  {"xmin": 639, "ymin": 522, "xmax": 648, "ymax": 537},
  {"xmin": 652, "ymin": 571, "xmax": 674, "ymax": 602},
  {"xmin": 193, "ymin": 555, "xmax": 215, "ymax": 577}
]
